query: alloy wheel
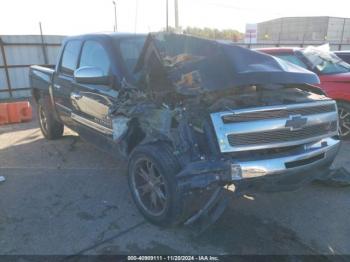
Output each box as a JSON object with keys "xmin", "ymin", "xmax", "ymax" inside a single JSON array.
[
  {"xmin": 130, "ymin": 157, "xmax": 169, "ymax": 217},
  {"xmin": 39, "ymin": 106, "xmax": 48, "ymax": 135}
]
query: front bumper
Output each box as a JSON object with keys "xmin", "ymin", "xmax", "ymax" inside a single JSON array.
[
  {"xmin": 232, "ymin": 137, "xmax": 340, "ymax": 193},
  {"xmin": 177, "ymin": 137, "xmax": 340, "ymax": 193},
  {"xmin": 235, "ymin": 137, "xmax": 340, "ymax": 179}
]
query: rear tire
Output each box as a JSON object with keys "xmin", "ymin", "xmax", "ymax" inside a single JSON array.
[
  {"xmin": 37, "ymin": 99, "xmax": 64, "ymax": 140},
  {"xmin": 128, "ymin": 143, "xmax": 184, "ymax": 226},
  {"xmin": 337, "ymin": 102, "xmax": 350, "ymax": 139}
]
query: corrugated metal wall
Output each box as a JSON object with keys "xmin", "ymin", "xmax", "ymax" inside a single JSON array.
[
  {"xmin": 0, "ymin": 35, "xmax": 65, "ymax": 100},
  {"xmin": 257, "ymin": 17, "xmax": 350, "ymax": 48}
]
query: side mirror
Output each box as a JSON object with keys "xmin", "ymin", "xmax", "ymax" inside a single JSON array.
[{"xmin": 74, "ymin": 66, "xmax": 110, "ymax": 85}]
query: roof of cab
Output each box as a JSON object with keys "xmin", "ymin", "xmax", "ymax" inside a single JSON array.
[{"xmin": 63, "ymin": 32, "xmax": 146, "ymax": 42}]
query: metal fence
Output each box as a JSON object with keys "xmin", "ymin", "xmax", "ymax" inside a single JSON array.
[
  {"xmin": 237, "ymin": 41, "xmax": 350, "ymax": 50},
  {"xmin": 0, "ymin": 35, "xmax": 65, "ymax": 100},
  {"xmin": 1, "ymin": 35, "xmax": 350, "ymax": 101}
]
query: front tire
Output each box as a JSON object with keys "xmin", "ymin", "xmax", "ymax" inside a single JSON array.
[
  {"xmin": 128, "ymin": 143, "xmax": 184, "ymax": 226},
  {"xmin": 37, "ymin": 99, "xmax": 64, "ymax": 140},
  {"xmin": 337, "ymin": 102, "xmax": 350, "ymax": 139}
]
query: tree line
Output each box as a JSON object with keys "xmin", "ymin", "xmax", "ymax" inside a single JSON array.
[
  {"xmin": 183, "ymin": 27, "xmax": 243, "ymax": 41},
  {"xmin": 165, "ymin": 26, "xmax": 243, "ymax": 41}
]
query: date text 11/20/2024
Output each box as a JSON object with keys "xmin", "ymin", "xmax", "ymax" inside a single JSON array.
[{"xmin": 127, "ymin": 256, "xmax": 219, "ymax": 261}]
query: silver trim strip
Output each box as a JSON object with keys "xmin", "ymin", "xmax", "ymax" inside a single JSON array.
[
  {"xmin": 71, "ymin": 113, "xmax": 113, "ymax": 135},
  {"xmin": 222, "ymin": 100, "xmax": 335, "ymax": 115},
  {"xmin": 55, "ymin": 102, "xmax": 72, "ymax": 112}
]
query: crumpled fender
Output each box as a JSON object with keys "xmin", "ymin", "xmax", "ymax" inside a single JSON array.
[{"xmin": 176, "ymin": 160, "xmax": 232, "ymax": 192}]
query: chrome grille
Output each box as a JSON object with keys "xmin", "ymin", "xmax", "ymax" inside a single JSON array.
[
  {"xmin": 222, "ymin": 104, "xmax": 336, "ymax": 123},
  {"xmin": 228, "ymin": 121, "xmax": 337, "ymax": 147},
  {"xmin": 210, "ymin": 100, "xmax": 339, "ymax": 153}
]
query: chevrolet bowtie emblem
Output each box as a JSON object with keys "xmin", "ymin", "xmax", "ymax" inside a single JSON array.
[{"xmin": 285, "ymin": 115, "xmax": 307, "ymax": 131}]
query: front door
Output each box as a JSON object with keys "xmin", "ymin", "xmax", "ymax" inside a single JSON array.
[
  {"xmin": 70, "ymin": 40, "xmax": 118, "ymax": 152},
  {"xmin": 52, "ymin": 40, "xmax": 82, "ymax": 127}
]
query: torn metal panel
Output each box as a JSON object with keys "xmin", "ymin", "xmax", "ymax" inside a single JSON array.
[
  {"xmin": 184, "ymin": 187, "xmax": 229, "ymax": 235},
  {"xmin": 177, "ymin": 160, "xmax": 232, "ymax": 192},
  {"xmin": 112, "ymin": 115, "xmax": 129, "ymax": 141},
  {"xmin": 139, "ymin": 108, "xmax": 173, "ymax": 136}
]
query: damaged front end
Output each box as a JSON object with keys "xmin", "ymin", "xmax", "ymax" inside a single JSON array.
[{"xmin": 111, "ymin": 33, "xmax": 341, "ymax": 231}]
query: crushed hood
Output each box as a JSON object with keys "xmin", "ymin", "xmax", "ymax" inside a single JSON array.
[{"xmin": 134, "ymin": 33, "xmax": 320, "ymax": 95}]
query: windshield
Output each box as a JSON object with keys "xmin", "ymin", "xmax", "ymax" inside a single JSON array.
[
  {"xmin": 300, "ymin": 47, "xmax": 350, "ymax": 75},
  {"xmin": 274, "ymin": 53, "xmax": 308, "ymax": 69},
  {"xmin": 118, "ymin": 36, "xmax": 146, "ymax": 75}
]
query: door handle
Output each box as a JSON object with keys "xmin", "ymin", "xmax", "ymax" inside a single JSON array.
[{"xmin": 71, "ymin": 92, "xmax": 82, "ymax": 100}]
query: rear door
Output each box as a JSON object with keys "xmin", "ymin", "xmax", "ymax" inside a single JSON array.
[
  {"xmin": 70, "ymin": 40, "xmax": 119, "ymax": 151},
  {"xmin": 52, "ymin": 40, "xmax": 82, "ymax": 126}
]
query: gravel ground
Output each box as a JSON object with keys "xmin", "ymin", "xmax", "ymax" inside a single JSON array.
[{"xmin": 0, "ymin": 104, "xmax": 349, "ymax": 255}]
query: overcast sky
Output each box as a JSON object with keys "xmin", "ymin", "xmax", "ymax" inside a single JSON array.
[{"xmin": 0, "ymin": 0, "xmax": 349, "ymax": 35}]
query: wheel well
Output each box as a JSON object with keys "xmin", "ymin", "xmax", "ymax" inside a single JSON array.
[
  {"xmin": 124, "ymin": 119, "xmax": 176, "ymax": 156},
  {"xmin": 125, "ymin": 119, "xmax": 146, "ymax": 155}
]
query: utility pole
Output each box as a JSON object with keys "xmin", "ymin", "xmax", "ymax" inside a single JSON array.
[
  {"xmin": 112, "ymin": 1, "xmax": 117, "ymax": 32},
  {"xmin": 174, "ymin": 0, "xmax": 179, "ymax": 32},
  {"xmin": 277, "ymin": 17, "xmax": 284, "ymax": 47},
  {"xmin": 166, "ymin": 0, "xmax": 169, "ymax": 32},
  {"xmin": 249, "ymin": 32, "xmax": 252, "ymax": 49},
  {"xmin": 39, "ymin": 22, "xmax": 48, "ymax": 64},
  {"xmin": 339, "ymin": 18, "xmax": 346, "ymax": 50},
  {"xmin": 301, "ymin": 32, "xmax": 306, "ymax": 48}
]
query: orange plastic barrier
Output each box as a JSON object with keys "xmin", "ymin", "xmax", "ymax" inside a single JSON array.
[{"xmin": 0, "ymin": 101, "xmax": 32, "ymax": 125}]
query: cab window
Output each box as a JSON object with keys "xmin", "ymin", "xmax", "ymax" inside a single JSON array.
[
  {"xmin": 274, "ymin": 53, "xmax": 308, "ymax": 69},
  {"xmin": 79, "ymin": 41, "xmax": 111, "ymax": 76},
  {"xmin": 119, "ymin": 37, "xmax": 146, "ymax": 75},
  {"xmin": 60, "ymin": 40, "xmax": 82, "ymax": 75}
]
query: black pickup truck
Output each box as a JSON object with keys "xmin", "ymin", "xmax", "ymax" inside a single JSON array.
[{"xmin": 30, "ymin": 33, "xmax": 340, "ymax": 228}]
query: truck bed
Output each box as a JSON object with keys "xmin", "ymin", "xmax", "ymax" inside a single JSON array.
[{"xmin": 29, "ymin": 65, "xmax": 55, "ymax": 93}]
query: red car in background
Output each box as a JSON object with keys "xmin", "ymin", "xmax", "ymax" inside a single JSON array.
[{"xmin": 257, "ymin": 47, "xmax": 350, "ymax": 138}]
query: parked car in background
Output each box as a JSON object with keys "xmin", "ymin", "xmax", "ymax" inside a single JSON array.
[
  {"xmin": 257, "ymin": 47, "xmax": 350, "ymax": 138},
  {"xmin": 334, "ymin": 51, "xmax": 350, "ymax": 64}
]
